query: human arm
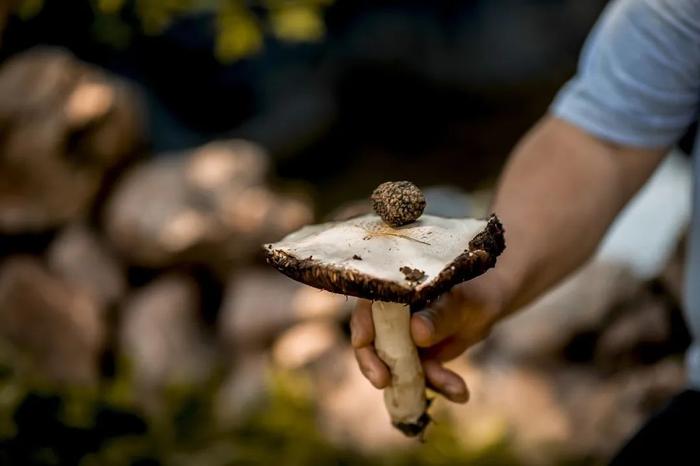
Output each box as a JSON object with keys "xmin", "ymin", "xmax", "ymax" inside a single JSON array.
[
  {"xmin": 351, "ymin": 0, "xmax": 700, "ymax": 401},
  {"xmin": 351, "ymin": 115, "xmax": 666, "ymax": 400}
]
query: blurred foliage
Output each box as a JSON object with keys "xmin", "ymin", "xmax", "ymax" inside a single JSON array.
[
  {"xmin": 0, "ymin": 340, "xmax": 530, "ymax": 466},
  {"xmin": 16, "ymin": 0, "xmax": 44, "ymax": 19},
  {"xmin": 15, "ymin": 0, "xmax": 332, "ymax": 62},
  {"xmin": 216, "ymin": 2, "xmax": 263, "ymax": 62}
]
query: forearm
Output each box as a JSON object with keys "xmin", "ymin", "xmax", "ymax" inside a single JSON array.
[{"xmin": 491, "ymin": 116, "xmax": 666, "ymax": 315}]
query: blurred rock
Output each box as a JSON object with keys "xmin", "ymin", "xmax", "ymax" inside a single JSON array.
[
  {"xmin": 441, "ymin": 355, "xmax": 684, "ymax": 466},
  {"xmin": 214, "ymin": 352, "xmax": 269, "ymax": 427},
  {"xmin": 219, "ymin": 268, "xmax": 351, "ymax": 352},
  {"xmin": 0, "ymin": 256, "xmax": 105, "ymax": 384},
  {"xmin": 490, "ymin": 260, "xmax": 641, "ymax": 363},
  {"xmin": 271, "ymin": 321, "xmax": 342, "ymax": 370},
  {"xmin": 293, "ymin": 284, "xmax": 354, "ymax": 321},
  {"xmin": 119, "ymin": 274, "xmax": 216, "ymax": 409},
  {"xmin": 556, "ymin": 359, "xmax": 685, "ymax": 460},
  {"xmin": 446, "ymin": 360, "xmax": 571, "ymax": 466},
  {"xmin": 104, "ymin": 140, "xmax": 312, "ymax": 269},
  {"xmin": 0, "ymin": 47, "xmax": 144, "ymax": 232},
  {"xmin": 47, "ymin": 223, "xmax": 126, "ymax": 307},
  {"xmin": 595, "ymin": 294, "xmax": 670, "ymax": 369},
  {"xmin": 219, "ymin": 269, "xmax": 299, "ymax": 351},
  {"xmin": 438, "ymin": 258, "xmax": 686, "ymax": 464}
]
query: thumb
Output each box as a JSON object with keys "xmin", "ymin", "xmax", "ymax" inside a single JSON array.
[{"xmin": 411, "ymin": 293, "xmax": 464, "ymax": 347}]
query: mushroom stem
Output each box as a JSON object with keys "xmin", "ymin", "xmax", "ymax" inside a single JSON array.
[{"xmin": 371, "ymin": 301, "xmax": 428, "ymax": 436}]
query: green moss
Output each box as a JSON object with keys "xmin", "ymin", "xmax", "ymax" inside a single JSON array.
[{"xmin": 0, "ymin": 350, "xmax": 590, "ymax": 466}]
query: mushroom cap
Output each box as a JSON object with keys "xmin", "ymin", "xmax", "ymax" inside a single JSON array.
[{"xmin": 264, "ymin": 213, "xmax": 505, "ymax": 307}]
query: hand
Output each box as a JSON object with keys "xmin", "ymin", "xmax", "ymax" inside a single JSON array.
[{"xmin": 350, "ymin": 271, "xmax": 510, "ymax": 403}]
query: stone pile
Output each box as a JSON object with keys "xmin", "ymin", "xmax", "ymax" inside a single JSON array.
[
  {"xmin": 0, "ymin": 46, "xmax": 690, "ymax": 466},
  {"xmin": 0, "ymin": 48, "xmax": 315, "ymax": 405}
]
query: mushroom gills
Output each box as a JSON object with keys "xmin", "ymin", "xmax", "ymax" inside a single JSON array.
[{"xmin": 371, "ymin": 301, "xmax": 429, "ymax": 436}]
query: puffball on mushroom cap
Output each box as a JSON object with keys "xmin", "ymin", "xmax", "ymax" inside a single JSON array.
[
  {"xmin": 371, "ymin": 181, "xmax": 426, "ymax": 227},
  {"xmin": 264, "ymin": 213, "xmax": 504, "ymax": 308}
]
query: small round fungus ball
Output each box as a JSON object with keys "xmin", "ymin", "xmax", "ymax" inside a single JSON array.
[{"xmin": 371, "ymin": 181, "xmax": 426, "ymax": 227}]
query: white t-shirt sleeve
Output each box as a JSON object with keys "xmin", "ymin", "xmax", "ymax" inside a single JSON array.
[{"xmin": 551, "ymin": 0, "xmax": 700, "ymax": 149}]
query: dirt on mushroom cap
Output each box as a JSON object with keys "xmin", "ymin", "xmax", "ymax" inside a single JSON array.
[{"xmin": 400, "ymin": 266, "xmax": 427, "ymax": 285}]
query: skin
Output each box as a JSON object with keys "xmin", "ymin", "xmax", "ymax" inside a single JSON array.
[{"xmin": 351, "ymin": 115, "xmax": 668, "ymax": 402}]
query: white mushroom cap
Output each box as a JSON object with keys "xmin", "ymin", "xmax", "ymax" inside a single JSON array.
[{"xmin": 265, "ymin": 213, "xmax": 504, "ymax": 306}]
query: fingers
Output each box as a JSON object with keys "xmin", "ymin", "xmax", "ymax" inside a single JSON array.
[
  {"xmin": 423, "ymin": 359, "xmax": 469, "ymax": 403},
  {"xmin": 421, "ymin": 335, "xmax": 471, "ymax": 362},
  {"xmin": 354, "ymin": 346, "xmax": 390, "ymax": 388},
  {"xmin": 351, "ymin": 300, "xmax": 390, "ymax": 388},
  {"xmin": 411, "ymin": 293, "xmax": 464, "ymax": 347},
  {"xmin": 350, "ymin": 299, "xmax": 374, "ymax": 348},
  {"xmin": 351, "ymin": 299, "xmax": 471, "ymax": 404}
]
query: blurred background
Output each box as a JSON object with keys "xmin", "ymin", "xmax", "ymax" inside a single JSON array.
[{"xmin": 0, "ymin": 1, "xmax": 693, "ymax": 465}]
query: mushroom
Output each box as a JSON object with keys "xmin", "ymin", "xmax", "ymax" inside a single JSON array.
[{"xmin": 263, "ymin": 185, "xmax": 505, "ymax": 437}]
